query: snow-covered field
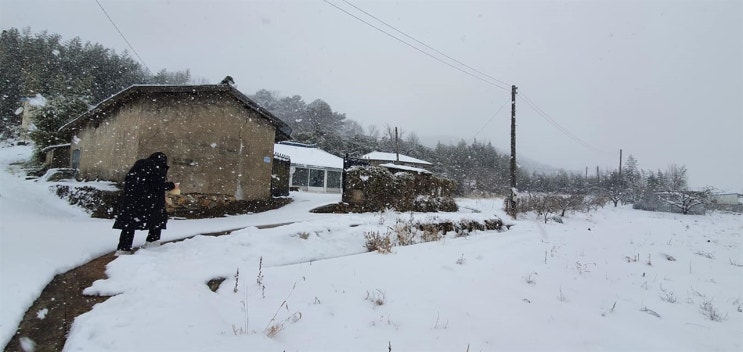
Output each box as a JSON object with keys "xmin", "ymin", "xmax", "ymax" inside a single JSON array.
[{"xmin": 1, "ymin": 144, "xmax": 741, "ymax": 351}]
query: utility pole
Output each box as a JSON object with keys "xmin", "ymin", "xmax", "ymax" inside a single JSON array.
[
  {"xmin": 394, "ymin": 127, "xmax": 400, "ymax": 162},
  {"xmin": 508, "ymin": 85, "xmax": 518, "ymax": 218},
  {"xmin": 618, "ymin": 149, "xmax": 623, "ymax": 180}
]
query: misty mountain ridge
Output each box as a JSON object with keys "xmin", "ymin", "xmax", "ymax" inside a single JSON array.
[{"xmin": 418, "ymin": 134, "xmax": 559, "ymax": 175}]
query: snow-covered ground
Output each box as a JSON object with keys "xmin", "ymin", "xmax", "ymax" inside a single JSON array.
[{"xmin": 1, "ymin": 144, "xmax": 741, "ymax": 351}]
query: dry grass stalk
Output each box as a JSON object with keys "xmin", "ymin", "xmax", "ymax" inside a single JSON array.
[{"xmin": 364, "ymin": 231, "xmax": 392, "ymax": 253}]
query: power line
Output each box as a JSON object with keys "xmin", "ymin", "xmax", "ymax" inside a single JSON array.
[
  {"xmin": 519, "ymin": 91, "xmax": 612, "ymax": 155},
  {"xmin": 95, "ymin": 0, "xmax": 152, "ymax": 75},
  {"xmin": 322, "ymin": 0, "xmax": 508, "ymax": 91},
  {"xmin": 472, "ymin": 99, "xmax": 509, "ymax": 141},
  {"xmin": 340, "ymin": 0, "xmax": 510, "ymax": 88},
  {"xmin": 324, "ymin": 0, "xmax": 610, "ymax": 155}
]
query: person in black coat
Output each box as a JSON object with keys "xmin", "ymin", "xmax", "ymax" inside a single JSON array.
[{"xmin": 113, "ymin": 152, "xmax": 177, "ymax": 253}]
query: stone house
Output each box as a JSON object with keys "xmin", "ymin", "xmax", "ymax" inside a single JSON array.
[{"xmin": 59, "ymin": 83, "xmax": 292, "ymax": 201}]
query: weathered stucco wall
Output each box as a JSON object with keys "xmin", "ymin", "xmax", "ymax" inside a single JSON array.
[
  {"xmin": 72, "ymin": 91, "xmax": 277, "ymax": 201},
  {"xmin": 74, "ymin": 104, "xmax": 141, "ymax": 181}
]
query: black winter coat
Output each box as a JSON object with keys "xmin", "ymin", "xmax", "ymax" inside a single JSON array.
[{"xmin": 113, "ymin": 153, "xmax": 175, "ymax": 231}]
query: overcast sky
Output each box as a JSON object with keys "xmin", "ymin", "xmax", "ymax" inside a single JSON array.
[{"xmin": 2, "ymin": 0, "xmax": 741, "ymax": 191}]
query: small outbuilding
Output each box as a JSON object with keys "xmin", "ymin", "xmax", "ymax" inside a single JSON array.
[
  {"xmin": 60, "ymin": 83, "xmax": 292, "ymax": 201},
  {"xmin": 710, "ymin": 193, "xmax": 742, "ymax": 206},
  {"xmin": 274, "ymin": 141, "xmax": 343, "ymax": 193},
  {"xmin": 362, "ymin": 151, "xmax": 431, "ymax": 168},
  {"xmin": 708, "ymin": 193, "xmax": 743, "ymax": 212}
]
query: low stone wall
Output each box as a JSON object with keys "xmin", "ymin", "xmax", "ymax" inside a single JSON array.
[
  {"xmin": 51, "ymin": 184, "xmax": 289, "ymax": 219},
  {"xmin": 342, "ymin": 166, "xmax": 458, "ymax": 212},
  {"xmin": 165, "ymin": 193, "xmax": 292, "ymax": 218},
  {"xmin": 166, "ymin": 193, "xmax": 236, "ymax": 212},
  {"xmin": 707, "ymin": 203, "xmax": 743, "ymax": 213}
]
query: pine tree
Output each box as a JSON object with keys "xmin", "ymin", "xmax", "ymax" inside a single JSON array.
[
  {"xmin": 0, "ymin": 29, "xmax": 24, "ymax": 136},
  {"xmin": 28, "ymin": 94, "xmax": 89, "ymax": 160}
]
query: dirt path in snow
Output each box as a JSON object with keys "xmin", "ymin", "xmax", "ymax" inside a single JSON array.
[
  {"xmin": 2, "ymin": 224, "xmax": 291, "ymax": 352},
  {"xmin": 2, "ymin": 216, "xmax": 506, "ymax": 351}
]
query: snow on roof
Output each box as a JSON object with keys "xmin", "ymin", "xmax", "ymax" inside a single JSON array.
[
  {"xmin": 41, "ymin": 143, "xmax": 71, "ymax": 153},
  {"xmin": 379, "ymin": 163, "xmax": 431, "ymax": 174},
  {"xmin": 362, "ymin": 151, "xmax": 432, "ymax": 165},
  {"xmin": 274, "ymin": 142, "xmax": 343, "ymax": 169}
]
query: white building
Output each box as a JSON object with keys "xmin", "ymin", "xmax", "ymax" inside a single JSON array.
[
  {"xmin": 361, "ymin": 151, "xmax": 432, "ymax": 173},
  {"xmin": 274, "ymin": 142, "xmax": 343, "ymax": 193},
  {"xmin": 710, "ymin": 193, "xmax": 743, "ymax": 205},
  {"xmin": 18, "ymin": 94, "xmax": 47, "ymax": 141}
]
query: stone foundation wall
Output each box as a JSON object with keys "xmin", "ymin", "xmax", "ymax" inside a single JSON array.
[{"xmin": 166, "ymin": 193, "xmax": 237, "ymax": 213}]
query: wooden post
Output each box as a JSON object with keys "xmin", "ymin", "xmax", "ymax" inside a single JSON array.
[
  {"xmin": 619, "ymin": 149, "xmax": 623, "ymax": 180},
  {"xmin": 395, "ymin": 127, "xmax": 400, "ymax": 162},
  {"xmin": 508, "ymin": 85, "xmax": 518, "ymax": 218}
]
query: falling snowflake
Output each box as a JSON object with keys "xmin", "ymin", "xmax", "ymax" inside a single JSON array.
[{"xmin": 37, "ymin": 308, "xmax": 48, "ymax": 319}]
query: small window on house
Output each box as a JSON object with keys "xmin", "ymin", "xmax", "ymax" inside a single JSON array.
[
  {"xmin": 292, "ymin": 168, "xmax": 309, "ymax": 187},
  {"xmin": 309, "ymin": 169, "xmax": 325, "ymax": 188},
  {"xmin": 327, "ymin": 170, "xmax": 341, "ymax": 188}
]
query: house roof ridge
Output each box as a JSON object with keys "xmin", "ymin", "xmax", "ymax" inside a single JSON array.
[
  {"xmin": 362, "ymin": 151, "xmax": 432, "ymax": 165},
  {"xmin": 58, "ymin": 83, "xmax": 292, "ymax": 141}
]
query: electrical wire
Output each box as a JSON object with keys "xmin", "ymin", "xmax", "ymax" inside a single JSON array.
[
  {"xmin": 326, "ymin": 0, "xmax": 613, "ymax": 155},
  {"xmin": 95, "ymin": 0, "xmax": 152, "ymax": 75},
  {"xmin": 322, "ymin": 0, "xmax": 508, "ymax": 91},
  {"xmin": 472, "ymin": 99, "xmax": 509, "ymax": 141},
  {"xmin": 519, "ymin": 91, "xmax": 613, "ymax": 155},
  {"xmin": 340, "ymin": 0, "xmax": 510, "ymax": 88},
  {"xmin": 325, "ymin": 0, "xmax": 612, "ymax": 155}
]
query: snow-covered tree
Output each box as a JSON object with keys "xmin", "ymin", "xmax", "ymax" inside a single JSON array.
[
  {"xmin": 0, "ymin": 27, "xmax": 195, "ymax": 139},
  {"xmin": 150, "ymin": 68, "xmax": 192, "ymax": 85},
  {"xmin": 656, "ymin": 188, "xmax": 710, "ymax": 215},
  {"xmin": 600, "ymin": 171, "xmax": 624, "ymax": 207},
  {"xmin": 665, "ymin": 164, "xmax": 688, "ymax": 191},
  {"xmin": 28, "ymin": 94, "xmax": 89, "ymax": 160},
  {"xmin": 622, "ymin": 154, "xmax": 643, "ymax": 202}
]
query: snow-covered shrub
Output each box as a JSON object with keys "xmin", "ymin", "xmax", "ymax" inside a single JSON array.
[
  {"xmin": 52, "ymin": 184, "xmax": 120, "ymax": 218},
  {"xmin": 342, "ymin": 166, "xmax": 458, "ymax": 213},
  {"xmin": 514, "ymin": 192, "xmax": 591, "ymax": 222},
  {"xmin": 364, "ymin": 231, "xmax": 392, "ymax": 253},
  {"xmin": 633, "ymin": 191, "xmax": 707, "ymax": 215},
  {"xmin": 420, "ymin": 223, "xmax": 443, "ymax": 242},
  {"xmin": 392, "ymin": 218, "xmax": 416, "ymax": 246}
]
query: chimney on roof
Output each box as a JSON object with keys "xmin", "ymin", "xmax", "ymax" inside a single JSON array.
[{"xmin": 220, "ymin": 76, "xmax": 235, "ymax": 86}]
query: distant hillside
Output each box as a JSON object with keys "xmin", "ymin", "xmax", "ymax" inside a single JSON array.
[{"xmin": 419, "ymin": 134, "xmax": 558, "ymax": 175}]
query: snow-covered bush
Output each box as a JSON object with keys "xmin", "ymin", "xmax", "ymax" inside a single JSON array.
[
  {"xmin": 342, "ymin": 166, "xmax": 457, "ymax": 213},
  {"xmin": 52, "ymin": 184, "xmax": 120, "ymax": 218},
  {"xmin": 364, "ymin": 231, "xmax": 392, "ymax": 253}
]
